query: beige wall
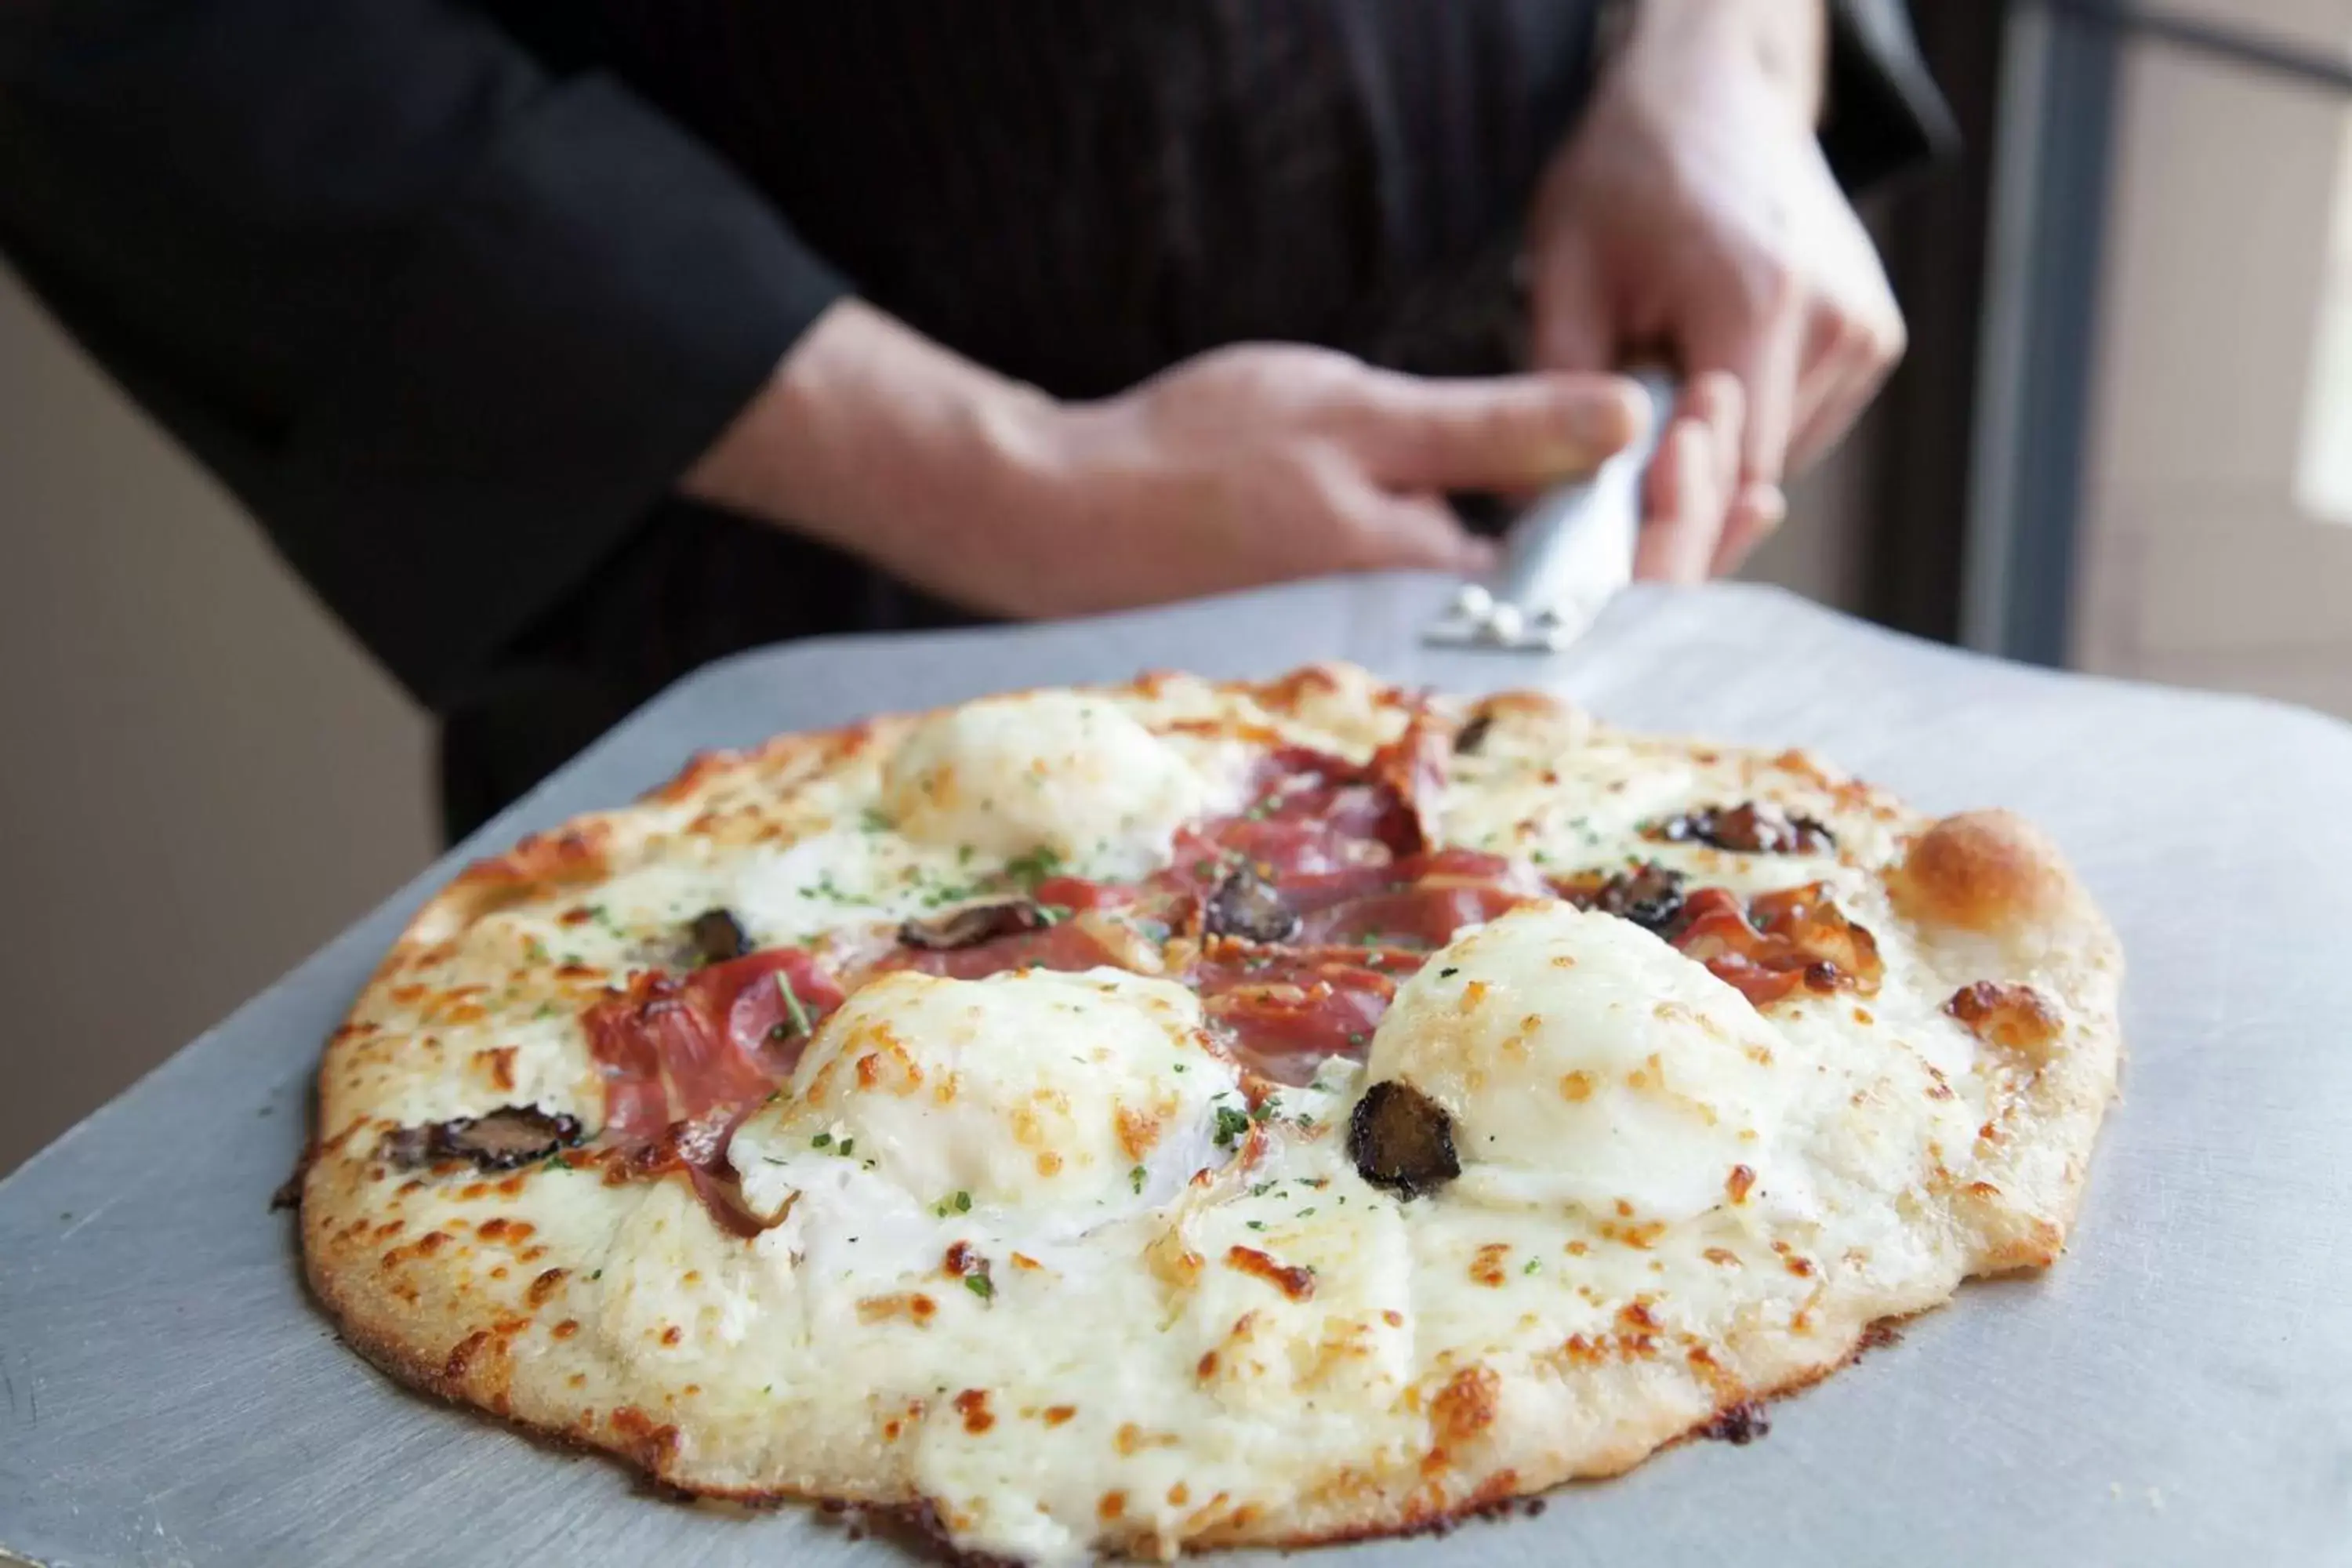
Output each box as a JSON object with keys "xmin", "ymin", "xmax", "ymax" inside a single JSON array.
[
  {"xmin": 2071, "ymin": 0, "xmax": 2352, "ymax": 712},
  {"xmin": 0, "ymin": 266, "xmax": 437, "ymax": 1174},
  {"xmin": 0, "ymin": 263, "xmax": 1873, "ymax": 1178}
]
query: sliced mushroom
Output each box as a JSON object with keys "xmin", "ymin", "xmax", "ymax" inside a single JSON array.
[
  {"xmin": 1348, "ymin": 1080, "xmax": 1460, "ymax": 1199},
  {"xmin": 1589, "ymin": 862, "xmax": 1688, "ymax": 938},
  {"xmin": 688, "ymin": 907, "xmax": 751, "ymax": 965},
  {"xmin": 1203, "ymin": 866, "xmax": 1301, "ymax": 943},
  {"xmin": 1649, "ymin": 802, "xmax": 1835, "ymax": 855},
  {"xmin": 898, "ymin": 899, "xmax": 1051, "ymax": 951},
  {"xmin": 381, "ymin": 1106, "xmax": 585, "ymax": 1171}
]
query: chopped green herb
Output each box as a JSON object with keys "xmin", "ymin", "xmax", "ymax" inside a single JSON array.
[
  {"xmin": 1250, "ymin": 1181, "xmax": 1274, "ymax": 1197},
  {"xmin": 811, "ymin": 1132, "xmax": 833, "ymax": 1149},
  {"xmin": 837, "ymin": 1138, "xmax": 856, "ymax": 1158},
  {"xmin": 775, "ymin": 972, "xmax": 814, "ymax": 1038},
  {"xmin": 535, "ymin": 1002, "xmax": 561, "ymax": 1020},
  {"xmin": 1523, "ymin": 1258, "xmax": 1542, "ymax": 1276},
  {"xmin": 957, "ymin": 844, "xmax": 976, "ymax": 866},
  {"xmin": 858, "ymin": 806, "xmax": 892, "ymax": 833},
  {"xmin": 1345, "ymin": 1031, "xmax": 1367, "ymax": 1048},
  {"xmin": 1130, "ymin": 1165, "xmax": 1146, "ymax": 1195},
  {"xmin": 964, "ymin": 1273, "xmax": 995, "ymax": 1301},
  {"xmin": 1213, "ymin": 1105, "xmax": 1252, "ymax": 1148},
  {"xmin": 589, "ymin": 1269, "xmax": 603, "ymax": 1280},
  {"xmin": 1297, "ymin": 1207, "xmax": 1316, "ymax": 1218},
  {"xmin": 1246, "ymin": 1220, "xmax": 1266, "ymax": 1231},
  {"xmin": 1438, "ymin": 966, "xmax": 1460, "ymax": 978},
  {"xmin": 1004, "ymin": 845, "xmax": 1065, "ymax": 889},
  {"xmin": 763, "ymin": 1156, "xmax": 787, "ymax": 1166},
  {"xmin": 1171, "ymin": 1062, "xmax": 1188, "ymax": 1073},
  {"xmin": 1037, "ymin": 903, "xmax": 1073, "ymax": 925}
]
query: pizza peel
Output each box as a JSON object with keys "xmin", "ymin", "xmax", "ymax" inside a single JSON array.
[{"xmin": 5, "ymin": 576, "xmax": 2351, "ymax": 1561}]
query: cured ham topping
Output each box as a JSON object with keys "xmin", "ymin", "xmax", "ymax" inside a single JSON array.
[
  {"xmin": 585, "ymin": 948, "xmax": 845, "ymax": 1144},
  {"xmin": 1671, "ymin": 882, "xmax": 1883, "ymax": 1007},
  {"xmin": 1191, "ymin": 944, "xmax": 1403, "ymax": 1083},
  {"xmin": 1647, "ymin": 802, "xmax": 1835, "ymax": 855}
]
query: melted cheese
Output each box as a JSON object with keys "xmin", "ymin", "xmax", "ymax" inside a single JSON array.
[
  {"xmin": 732, "ymin": 968, "xmax": 1240, "ymax": 1228},
  {"xmin": 880, "ymin": 691, "xmax": 1222, "ymax": 879}
]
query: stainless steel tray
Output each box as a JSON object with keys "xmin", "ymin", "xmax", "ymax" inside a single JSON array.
[{"xmin": 5, "ymin": 576, "xmax": 2349, "ymax": 1567}]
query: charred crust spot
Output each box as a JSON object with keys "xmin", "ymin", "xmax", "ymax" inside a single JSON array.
[
  {"xmin": 1696, "ymin": 1401, "xmax": 1771, "ymax": 1445},
  {"xmin": 384, "ymin": 1106, "xmax": 584, "ymax": 1171},
  {"xmin": 952, "ymin": 1388, "xmax": 996, "ymax": 1435},
  {"xmin": 1348, "ymin": 1080, "xmax": 1461, "ymax": 1199},
  {"xmin": 1429, "ymin": 1364, "xmax": 1501, "ymax": 1447},
  {"xmin": 898, "ymin": 899, "xmax": 1053, "ymax": 951},
  {"xmin": 1203, "ymin": 865, "xmax": 1301, "ymax": 943},
  {"xmin": 525, "ymin": 1267, "xmax": 569, "ymax": 1308},
  {"xmin": 688, "ymin": 907, "xmax": 750, "ymax": 965},
  {"xmin": 442, "ymin": 1329, "xmax": 492, "ymax": 1384},
  {"xmin": 1647, "ymin": 802, "xmax": 1834, "ymax": 855}
]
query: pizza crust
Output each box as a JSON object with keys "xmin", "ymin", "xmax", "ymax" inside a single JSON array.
[{"xmin": 299, "ymin": 664, "xmax": 2122, "ymax": 1561}]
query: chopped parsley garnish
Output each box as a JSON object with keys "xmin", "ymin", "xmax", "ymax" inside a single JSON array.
[
  {"xmin": 935, "ymin": 1189, "xmax": 972, "ymax": 1217},
  {"xmin": 837, "ymin": 1138, "xmax": 856, "ymax": 1158},
  {"xmin": 1250, "ymin": 1181, "xmax": 1274, "ymax": 1197},
  {"xmin": 811, "ymin": 1132, "xmax": 833, "ymax": 1149},
  {"xmin": 1037, "ymin": 903, "xmax": 1073, "ymax": 925},
  {"xmin": 1212, "ymin": 1105, "xmax": 1252, "ymax": 1148},
  {"xmin": 1523, "ymin": 1258, "xmax": 1542, "ymax": 1276},
  {"xmin": 775, "ymin": 972, "xmax": 814, "ymax": 1038},
  {"xmin": 1246, "ymin": 1220, "xmax": 1265, "ymax": 1231},
  {"xmin": 1345, "ymin": 1031, "xmax": 1367, "ymax": 1047},
  {"xmin": 1004, "ymin": 845, "xmax": 1065, "ymax": 889},
  {"xmin": 1438, "ymin": 966, "xmax": 1460, "ymax": 978},
  {"xmin": 1129, "ymin": 1165, "xmax": 1145, "ymax": 1195},
  {"xmin": 964, "ymin": 1273, "xmax": 995, "ymax": 1301},
  {"xmin": 858, "ymin": 806, "xmax": 892, "ymax": 833},
  {"xmin": 1249, "ymin": 1099, "xmax": 1279, "ymax": 1124}
]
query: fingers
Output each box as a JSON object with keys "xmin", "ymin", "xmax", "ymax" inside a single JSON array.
[
  {"xmin": 1684, "ymin": 274, "xmax": 1806, "ymax": 491},
  {"xmin": 1788, "ymin": 309, "xmax": 1903, "ymax": 472},
  {"xmin": 1527, "ymin": 234, "xmax": 1615, "ymax": 373},
  {"xmin": 1711, "ymin": 480, "xmax": 1788, "ymax": 575},
  {"xmin": 1635, "ymin": 372, "xmax": 1744, "ymax": 584},
  {"xmin": 1349, "ymin": 369, "xmax": 1650, "ymax": 495},
  {"xmin": 1316, "ymin": 459, "xmax": 1500, "ymax": 576}
]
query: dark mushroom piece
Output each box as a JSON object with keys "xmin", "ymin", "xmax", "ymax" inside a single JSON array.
[
  {"xmin": 898, "ymin": 899, "xmax": 1051, "ymax": 951},
  {"xmin": 1589, "ymin": 862, "xmax": 1688, "ymax": 938},
  {"xmin": 1203, "ymin": 866, "xmax": 1301, "ymax": 944},
  {"xmin": 381, "ymin": 1106, "xmax": 584, "ymax": 1171},
  {"xmin": 1649, "ymin": 802, "xmax": 1835, "ymax": 855},
  {"xmin": 688, "ymin": 907, "xmax": 751, "ymax": 965},
  {"xmin": 1348, "ymin": 1080, "xmax": 1461, "ymax": 1200}
]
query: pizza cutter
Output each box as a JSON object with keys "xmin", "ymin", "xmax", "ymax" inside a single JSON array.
[{"xmin": 1422, "ymin": 368, "xmax": 1678, "ymax": 653}]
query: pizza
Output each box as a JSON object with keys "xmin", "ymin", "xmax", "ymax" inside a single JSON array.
[{"xmin": 297, "ymin": 662, "xmax": 2122, "ymax": 1562}]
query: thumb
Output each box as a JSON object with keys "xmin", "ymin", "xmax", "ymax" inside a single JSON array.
[
  {"xmin": 1348, "ymin": 369, "xmax": 1649, "ymax": 495},
  {"xmin": 1528, "ymin": 234, "xmax": 1614, "ymax": 373}
]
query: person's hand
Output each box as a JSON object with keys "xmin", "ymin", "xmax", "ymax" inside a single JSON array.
[
  {"xmin": 688, "ymin": 303, "xmax": 1648, "ymax": 619},
  {"xmin": 1523, "ymin": 0, "xmax": 1905, "ymax": 581}
]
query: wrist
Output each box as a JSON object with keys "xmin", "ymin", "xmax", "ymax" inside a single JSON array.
[
  {"xmin": 683, "ymin": 299, "xmax": 1065, "ymax": 564},
  {"xmin": 1607, "ymin": 0, "xmax": 1825, "ymax": 127}
]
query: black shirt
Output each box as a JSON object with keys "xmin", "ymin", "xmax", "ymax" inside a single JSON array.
[{"xmin": 0, "ymin": 2, "xmax": 1951, "ymax": 836}]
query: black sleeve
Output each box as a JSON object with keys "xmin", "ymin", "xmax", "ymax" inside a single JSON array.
[
  {"xmin": 0, "ymin": 0, "xmax": 848, "ymax": 710},
  {"xmin": 1821, "ymin": 0, "xmax": 1961, "ymax": 193}
]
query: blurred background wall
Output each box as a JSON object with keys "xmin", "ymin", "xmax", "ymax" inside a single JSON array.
[{"xmin": 10, "ymin": 0, "xmax": 2352, "ymax": 1176}]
